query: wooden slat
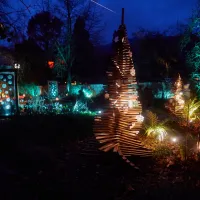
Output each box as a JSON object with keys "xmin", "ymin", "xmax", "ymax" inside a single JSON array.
[{"xmin": 94, "ymin": 22, "xmax": 152, "ymax": 160}]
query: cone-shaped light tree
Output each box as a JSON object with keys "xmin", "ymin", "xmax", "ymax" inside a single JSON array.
[
  {"xmin": 167, "ymin": 74, "xmax": 185, "ymax": 116},
  {"xmin": 94, "ymin": 9, "xmax": 151, "ymax": 157}
]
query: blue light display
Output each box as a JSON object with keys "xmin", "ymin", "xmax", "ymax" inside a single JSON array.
[
  {"xmin": 48, "ymin": 81, "xmax": 58, "ymax": 98},
  {"xmin": 0, "ymin": 71, "xmax": 17, "ymax": 116}
]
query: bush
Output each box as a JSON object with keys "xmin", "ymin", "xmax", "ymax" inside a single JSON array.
[{"xmin": 153, "ymin": 145, "xmax": 172, "ymax": 159}]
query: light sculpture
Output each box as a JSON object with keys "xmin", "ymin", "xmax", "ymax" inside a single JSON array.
[
  {"xmin": 94, "ymin": 8, "xmax": 151, "ymax": 158},
  {"xmin": 167, "ymin": 74, "xmax": 184, "ymax": 116},
  {"xmin": 48, "ymin": 81, "xmax": 58, "ymax": 98},
  {"xmin": 0, "ymin": 65, "xmax": 18, "ymax": 116}
]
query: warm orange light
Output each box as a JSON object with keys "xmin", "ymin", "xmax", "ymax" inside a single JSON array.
[{"xmin": 48, "ymin": 61, "xmax": 54, "ymax": 69}]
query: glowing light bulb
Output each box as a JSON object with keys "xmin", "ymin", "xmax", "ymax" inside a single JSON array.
[
  {"xmin": 172, "ymin": 137, "xmax": 177, "ymax": 142},
  {"xmin": 5, "ymin": 105, "xmax": 10, "ymax": 109}
]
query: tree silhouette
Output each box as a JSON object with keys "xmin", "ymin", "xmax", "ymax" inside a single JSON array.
[
  {"xmin": 72, "ymin": 16, "xmax": 94, "ymax": 82},
  {"xmin": 53, "ymin": 0, "xmax": 103, "ymax": 92},
  {"xmin": 15, "ymin": 39, "xmax": 46, "ymax": 84},
  {"xmin": 27, "ymin": 11, "xmax": 63, "ymax": 53}
]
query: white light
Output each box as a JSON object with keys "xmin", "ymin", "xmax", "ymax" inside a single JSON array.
[
  {"xmin": 136, "ymin": 114, "xmax": 144, "ymax": 122},
  {"xmin": 14, "ymin": 63, "xmax": 20, "ymax": 69},
  {"xmin": 5, "ymin": 105, "xmax": 10, "ymax": 109},
  {"xmin": 56, "ymin": 97, "xmax": 59, "ymax": 101},
  {"xmin": 128, "ymin": 100, "xmax": 133, "ymax": 108},
  {"xmin": 172, "ymin": 137, "xmax": 177, "ymax": 142},
  {"xmin": 98, "ymin": 111, "xmax": 102, "ymax": 114}
]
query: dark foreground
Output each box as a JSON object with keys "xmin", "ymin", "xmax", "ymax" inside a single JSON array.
[{"xmin": 0, "ymin": 116, "xmax": 200, "ymax": 200}]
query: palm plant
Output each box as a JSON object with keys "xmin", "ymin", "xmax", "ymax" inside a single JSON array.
[
  {"xmin": 180, "ymin": 98, "xmax": 200, "ymax": 160},
  {"xmin": 183, "ymin": 98, "xmax": 200, "ymax": 122},
  {"xmin": 142, "ymin": 110, "xmax": 169, "ymax": 141}
]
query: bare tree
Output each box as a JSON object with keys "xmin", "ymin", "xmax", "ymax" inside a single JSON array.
[
  {"xmin": 53, "ymin": 0, "xmax": 104, "ymax": 93},
  {"xmin": 0, "ymin": 0, "xmax": 38, "ymax": 43}
]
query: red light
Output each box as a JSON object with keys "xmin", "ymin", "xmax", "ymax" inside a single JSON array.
[{"xmin": 48, "ymin": 61, "xmax": 54, "ymax": 69}]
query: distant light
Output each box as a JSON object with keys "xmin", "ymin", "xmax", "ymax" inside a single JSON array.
[
  {"xmin": 5, "ymin": 105, "xmax": 10, "ymax": 109},
  {"xmin": 56, "ymin": 97, "xmax": 59, "ymax": 101},
  {"xmin": 98, "ymin": 110, "xmax": 102, "ymax": 114},
  {"xmin": 6, "ymin": 98, "xmax": 10, "ymax": 102},
  {"xmin": 136, "ymin": 114, "xmax": 144, "ymax": 122},
  {"xmin": 48, "ymin": 61, "xmax": 54, "ymax": 69},
  {"xmin": 14, "ymin": 63, "xmax": 20, "ymax": 69},
  {"xmin": 2, "ymin": 84, "xmax": 6, "ymax": 88},
  {"xmin": 172, "ymin": 137, "xmax": 177, "ymax": 142}
]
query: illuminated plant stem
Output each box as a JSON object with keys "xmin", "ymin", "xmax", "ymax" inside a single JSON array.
[
  {"xmin": 185, "ymin": 103, "xmax": 190, "ymax": 161},
  {"xmin": 198, "ymin": 132, "xmax": 200, "ymax": 153}
]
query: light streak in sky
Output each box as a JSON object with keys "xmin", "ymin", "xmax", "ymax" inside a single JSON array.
[{"xmin": 90, "ymin": 0, "xmax": 116, "ymax": 14}]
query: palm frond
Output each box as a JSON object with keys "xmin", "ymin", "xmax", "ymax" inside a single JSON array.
[
  {"xmin": 143, "ymin": 110, "xmax": 168, "ymax": 141},
  {"xmin": 183, "ymin": 98, "xmax": 200, "ymax": 121},
  {"xmin": 143, "ymin": 110, "xmax": 159, "ymax": 128}
]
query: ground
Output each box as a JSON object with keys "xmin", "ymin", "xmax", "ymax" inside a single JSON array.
[{"xmin": 0, "ymin": 115, "xmax": 200, "ymax": 200}]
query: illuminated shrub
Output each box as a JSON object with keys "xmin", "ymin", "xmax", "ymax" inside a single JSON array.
[
  {"xmin": 153, "ymin": 145, "xmax": 172, "ymax": 159},
  {"xmin": 71, "ymin": 84, "xmax": 104, "ymax": 98},
  {"xmin": 19, "ymin": 83, "xmax": 41, "ymax": 97},
  {"xmin": 143, "ymin": 110, "xmax": 169, "ymax": 142}
]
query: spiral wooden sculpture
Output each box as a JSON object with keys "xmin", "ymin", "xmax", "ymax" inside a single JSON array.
[{"xmin": 94, "ymin": 8, "xmax": 152, "ymax": 161}]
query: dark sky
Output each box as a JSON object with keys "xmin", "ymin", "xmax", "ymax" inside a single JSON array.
[
  {"xmin": 95, "ymin": 0, "xmax": 197, "ymax": 43},
  {"xmin": 1, "ymin": 0, "xmax": 198, "ymax": 46}
]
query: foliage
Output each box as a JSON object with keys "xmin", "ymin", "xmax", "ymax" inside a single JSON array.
[
  {"xmin": 153, "ymin": 145, "xmax": 172, "ymax": 159},
  {"xmin": 0, "ymin": 46, "xmax": 14, "ymax": 65},
  {"xmin": 166, "ymin": 74, "xmax": 185, "ymax": 116},
  {"xmin": 0, "ymin": 0, "xmax": 37, "ymax": 42},
  {"xmin": 186, "ymin": 42, "xmax": 200, "ymax": 97},
  {"xmin": 19, "ymin": 83, "xmax": 41, "ymax": 97},
  {"xmin": 20, "ymin": 99, "xmax": 96, "ymax": 116},
  {"xmin": 132, "ymin": 30, "xmax": 182, "ymax": 79},
  {"xmin": 73, "ymin": 100, "xmax": 88, "ymax": 113},
  {"xmin": 55, "ymin": 0, "xmax": 104, "ymax": 45},
  {"xmin": 71, "ymin": 84, "xmax": 104, "ymax": 98},
  {"xmin": 0, "ymin": 22, "xmax": 7, "ymax": 40},
  {"xmin": 53, "ymin": 0, "xmax": 103, "ymax": 92},
  {"xmin": 27, "ymin": 11, "xmax": 63, "ymax": 52},
  {"xmin": 180, "ymin": 0, "xmax": 200, "ymax": 97},
  {"xmin": 15, "ymin": 39, "xmax": 46, "ymax": 84},
  {"xmin": 71, "ymin": 16, "xmax": 94, "ymax": 81},
  {"xmin": 179, "ymin": 144, "xmax": 186, "ymax": 161},
  {"xmin": 140, "ymin": 135, "xmax": 159, "ymax": 150},
  {"xmin": 143, "ymin": 110, "xmax": 169, "ymax": 141},
  {"xmin": 183, "ymin": 98, "xmax": 200, "ymax": 122}
]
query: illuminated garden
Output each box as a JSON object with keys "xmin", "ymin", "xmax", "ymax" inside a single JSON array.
[{"xmin": 1, "ymin": 0, "xmax": 200, "ymax": 199}]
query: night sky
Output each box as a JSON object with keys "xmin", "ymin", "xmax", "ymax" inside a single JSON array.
[
  {"xmin": 4, "ymin": 0, "xmax": 198, "ymax": 45},
  {"xmin": 95, "ymin": 0, "xmax": 197, "ymax": 43}
]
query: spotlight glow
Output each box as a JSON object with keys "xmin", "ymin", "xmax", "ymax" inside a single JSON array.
[{"xmin": 172, "ymin": 137, "xmax": 177, "ymax": 142}]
